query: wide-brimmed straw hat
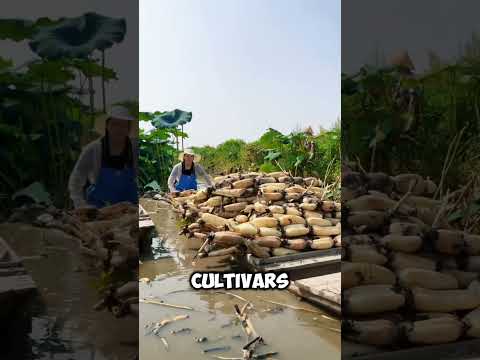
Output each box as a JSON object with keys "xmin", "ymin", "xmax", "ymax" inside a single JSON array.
[
  {"xmin": 389, "ymin": 50, "xmax": 415, "ymax": 71},
  {"xmin": 94, "ymin": 104, "xmax": 137, "ymax": 136},
  {"xmin": 178, "ymin": 148, "xmax": 201, "ymax": 162}
]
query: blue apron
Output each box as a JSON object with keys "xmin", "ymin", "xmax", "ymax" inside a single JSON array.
[
  {"xmin": 175, "ymin": 173, "xmax": 198, "ymax": 191},
  {"xmin": 86, "ymin": 142, "xmax": 138, "ymax": 208}
]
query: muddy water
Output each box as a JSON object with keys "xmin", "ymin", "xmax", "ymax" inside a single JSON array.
[
  {"xmin": 0, "ymin": 223, "xmax": 137, "ymax": 360},
  {"xmin": 139, "ymin": 199, "xmax": 341, "ymax": 360}
]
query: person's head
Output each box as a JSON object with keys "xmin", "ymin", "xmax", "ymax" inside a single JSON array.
[
  {"xmin": 99, "ymin": 105, "xmax": 136, "ymax": 141},
  {"xmin": 106, "ymin": 117, "xmax": 131, "ymax": 140},
  {"xmin": 183, "ymin": 153, "xmax": 195, "ymax": 167},
  {"xmin": 179, "ymin": 149, "xmax": 201, "ymax": 167}
]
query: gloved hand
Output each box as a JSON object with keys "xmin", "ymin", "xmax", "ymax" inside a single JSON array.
[{"xmin": 170, "ymin": 191, "xmax": 180, "ymax": 197}]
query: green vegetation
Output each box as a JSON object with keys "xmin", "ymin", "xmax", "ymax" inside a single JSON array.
[
  {"xmin": 138, "ymin": 114, "xmax": 340, "ymax": 193},
  {"xmin": 342, "ymin": 40, "xmax": 480, "ymax": 231},
  {"xmin": 0, "ymin": 14, "xmax": 127, "ymax": 209},
  {"xmin": 192, "ymin": 126, "xmax": 340, "ymax": 183},
  {"xmin": 138, "ymin": 126, "xmax": 182, "ymax": 192},
  {"xmin": 138, "ymin": 111, "xmax": 188, "ymax": 192}
]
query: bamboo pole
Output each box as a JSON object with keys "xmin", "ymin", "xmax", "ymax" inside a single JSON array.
[
  {"xmin": 140, "ymin": 299, "xmax": 194, "ymax": 311},
  {"xmin": 101, "ymin": 50, "xmax": 106, "ymax": 113},
  {"xmin": 181, "ymin": 124, "xmax": 184, "ymax": 150}
]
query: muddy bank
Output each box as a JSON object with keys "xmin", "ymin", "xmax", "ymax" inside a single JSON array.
[
  {"xmin": 0, "ymin": 223, "xmax": 137, "ymax": 360},
  {"xmin": 139, "ymin": 199, "xmax": 340, "ymax": 359}
]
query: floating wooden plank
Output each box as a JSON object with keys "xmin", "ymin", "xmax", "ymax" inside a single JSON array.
[
  {"xmin": 289, "ymin": 273, "xmax": 341, "ymax": 316},
  {"xmin": 0, "ymin": 274, "xmax": 36, "ymax": 295},
  {"xmin": 0, "ymin": 267, "xmax": 27, "ymax": 277},
  {"xmin": 246, "ymin": 248, "xmax": 340, "ymax": 280}
]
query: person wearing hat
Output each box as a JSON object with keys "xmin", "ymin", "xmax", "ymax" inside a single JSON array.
[
  {"xmin": 168, "ymin": 149, "xmax": 214, "ymax": 192},
  {"xmin": 68, "ymin": 105, "xmax": 138, "ymax": 208}
]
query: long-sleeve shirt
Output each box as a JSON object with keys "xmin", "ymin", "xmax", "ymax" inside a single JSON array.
[
  {"xmin": 68, "ymin": 138, "xmax": 138, "ymax": 208},
  {"xmin": 167, "ymin": 162, "xmax": 214, "ymax": 192}
]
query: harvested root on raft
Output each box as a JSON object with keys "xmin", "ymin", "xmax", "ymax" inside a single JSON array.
[
  {"xmin": 214, "ymin": 188, "xmax": 247, "ymax": 198},
  {"xmin": 235, "ymin": 215, "xmax": 249, "ymax": 223},
  {"xmin": 284, "ymin": 239, "xmax": 308, "ymax": 250},
  {"xmin": 402, "ymin": 318, "xmax": 464, "ymax": 345},
  {"xmin": 261, "ymin": 192, "xmax": 284, "ymax": 202},
  {"xmin": 272, "ymin": 247, "xmax": 299, "ymax": 256},
  {"xmin": 233, "ymin": 178, "xmax": 254, "ymax": 189},
  {"xmin": 341, "ymin": 262, "xmax": 396, "ymax": 289},
  {"xmin": 378, "ymin": 234, "xmax": 423, "ymax": 253},
  {"xmin": 232, "ymin": 223, "xmax": 258, "ymax": 238},
  {"xmin": 442, "ymin": 270, "xmax": 479, "ymax": 288},
  {"xmin": 278, "ymin": 214, "xmax": 306, "ymax": 226},
  {"xmin": 312, "ymin": 225, "xmax": 341, "ymax": 237},
  {"xmin": 411, "ymin": 287, "xmax": 480, "ymax": 312},
  {"xmin": 398, "ymin": 268, "xmax": 459, "ymax": 290},
  {"xmin": 201, "ymin": 213, "xmax": 229, "ymax": 228},
  {"xmin": 307, "ymin": 217, "xmax": 332, "ymax": 227},
  {"xmin": 346, "ymin": 245, "xmax": 388, "ymax": 265},
  {"xmin": 284, "ymin": 224, "xmax": 310, "ymax": 238},
  {"xmin": 389, "ymin": 253, "xmax": 437, "ymax": 272},
  {"xmin": 207, "ymin": 246, "xmax": 240, "ymax": 257},
  {"xmin": 310, "ymin": 237, "xmax": 334, "ymax": 250},
  {"xmin": 343, "ymin": 319, "xmax": 399, "ymax": 346},
  {"xmin": 211, "ymin": 231, "xmax": 245, "ymax": 247},
  {"xmin": 250, "ymin": 217, "xmax": 279, "ymax": 228},
  {"xmin": 247, "ymin": 244, "xmax": 271, "ymax": 258},
  {"xmin": 343, "ymin": 285, "xmax": 405, "ymax": 315},
  {"xmin": 253, "ymin": 236, "xmax": 282, "ymax": 248},
  {"xmin": 224, "ymin": 202, "xmax": 248, "ymax": 212},
  {"xmin": 258, "ymin": 227, "xmax": 281, "ymax": 237},
  {"xmin": 463, "ymin": 307, "xmax": 480, "ymax": 338},
  {"xmin": 347, "ymin": 211, "xmax": 386, "ymax": 231}
]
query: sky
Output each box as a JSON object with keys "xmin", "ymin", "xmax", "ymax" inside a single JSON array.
[
  {"xmin": 140, "ymin": 0, "xmax": 341, "ymax": 147},
  {"xmin": 342, "ymin": 0, "xmax": 480, "ymax": 74}
]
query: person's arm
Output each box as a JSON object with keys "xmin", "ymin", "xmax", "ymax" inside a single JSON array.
[
  {"xmin": 68, "ymin": 144, "xmax": 96, "ymax": 208},
  {"xmin": 167, "ymin": 164, "xmax": 180, "ymax": 192},
  {"xmin": 195, "ymin": 164, "xmax": 215, "ymax": 188}
]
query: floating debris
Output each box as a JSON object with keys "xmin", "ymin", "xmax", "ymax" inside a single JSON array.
[
  {"xmin": 215, "ymin": 291, "xmax": 251, "ymax": 304},
  {"xmin": 210, "ymin": 336, "xmax": 225, "ymax": 343},
  {"xmin": 140, "ymin": 298, "xmax": 194, "ymax": 311},
  {"xmin": 254, "ymin": 351, "xmax": 279, "ymax": 359},
  {"xmin": 150, "ymin": 314, "xmax": 189, "ymax": 335},
  {"xmin": 194, "ymin": 336, "xmax": 208, "ymax": 343},
  {"xmin": 170, "ymin": 327, "xmax": 192, "ymax": 335},
  {"xmin": 202, "ymin": 346, "xmax": 231, "ymax": 354},
  {"xmin": 263, "ymin": 306, "xmax": 284, "ymax": 314},
  {"xmin": 160, "ymin": 337, "xmax": 169, "ymax": 351},
  {"xmin": 220, "ymin": 320, "xmax": 234, "ymax": 328}
]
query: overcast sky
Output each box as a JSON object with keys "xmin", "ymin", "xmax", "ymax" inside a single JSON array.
[
  {"xmin": 140, "ymin": 0, "xmax": 340, "ymax": 147},
  {"xmin": 343, "ymin": 0, "xmax": 480, "ymax": 74}
]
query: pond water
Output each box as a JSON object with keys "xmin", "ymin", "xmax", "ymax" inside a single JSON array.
[
  {"xmin": 0, "ymin": 223, "xmax": 137, "ymax": 360},
  {"xmin": 139, "ymin": 199, "xmax": 341, "ymax": 360}
]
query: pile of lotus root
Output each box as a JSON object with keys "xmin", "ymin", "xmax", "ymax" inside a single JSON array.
[
  {"xmin": 341, "ymin": 168, "xmax": 480, "ymax": 349},
  {"xmin": 169, "ymin": 171, "xmax": 341, "ymax": 260}
]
